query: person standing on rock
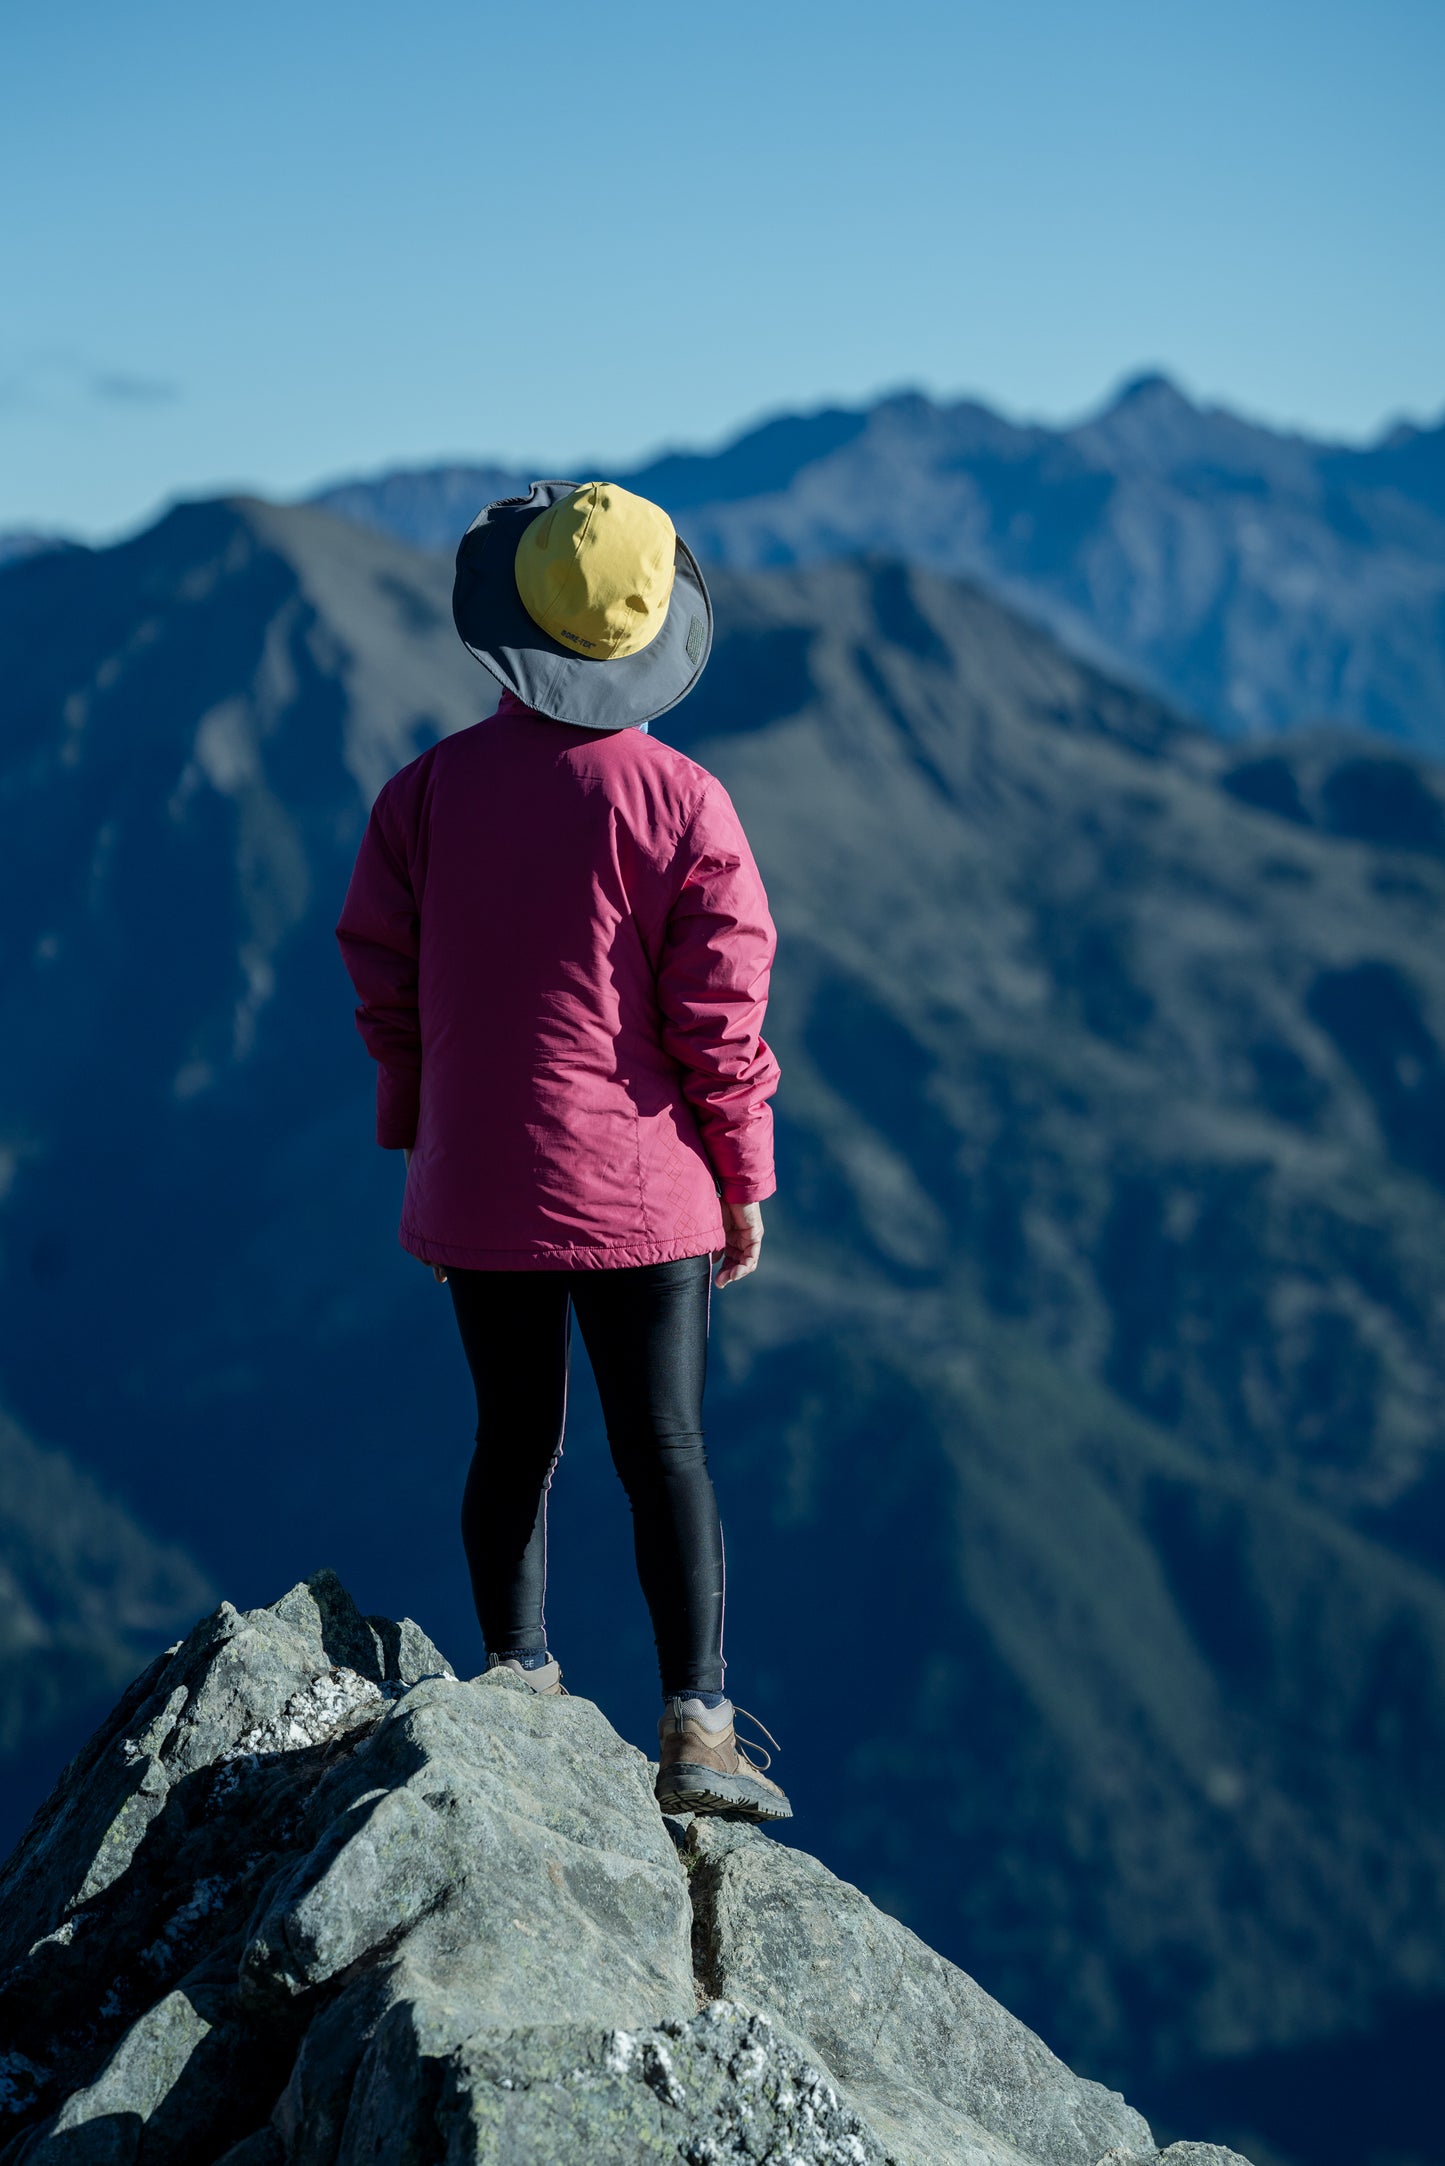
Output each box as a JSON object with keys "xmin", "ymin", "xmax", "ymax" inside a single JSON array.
[{"xmin": 336, "ymin": 480, "xmax": 791, "ymax": 1822}]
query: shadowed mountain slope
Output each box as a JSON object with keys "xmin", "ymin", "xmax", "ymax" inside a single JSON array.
[
  {"xmin": 659, "ymin": 556, "xmax": 1445, "ymax": 1531},
  {"xmin": 0, "ymin": 1407, "xmax": 212, "ymax": 1852},
  {"xmin": 4, "ymin": 503, "xmax": 1445, "ymax": 2164},
  {"xmin": 312, "ymin": 374, "xmax": 1445, "ymax": 749}
]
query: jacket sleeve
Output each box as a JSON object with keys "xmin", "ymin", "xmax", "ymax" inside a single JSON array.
[
  {"xmin": 335, "ymin": 784, "xmax": 422, "ymax": 1151},
  {"xmin": 656, "ymin": 779, "xmax": 781, "ymax": 1204}
]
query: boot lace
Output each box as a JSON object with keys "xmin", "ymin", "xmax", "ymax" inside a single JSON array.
[{"xmin": 729, "ymin": 1705, "xmax": 781, "ymax": 1774}]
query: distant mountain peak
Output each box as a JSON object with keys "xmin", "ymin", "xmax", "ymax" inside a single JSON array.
[
  {"xmin": 1107, "ymin": 369, "xmax": 1195, "ymax": 412},
  {"xmin": 1074, "ymin": 366, "xmax": 1277, "ymax": 474},
  {"xmin": 871, "ymin": 385, "xmax": 936, "ymax": 419},
  {"xmin": 0, "ymin": 529, "xmax": 80, "ymax": 569}
]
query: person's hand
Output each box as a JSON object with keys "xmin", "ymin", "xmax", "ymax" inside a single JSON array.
[
  {"xmin": 714, "ymin": 1200, "xmax": 764, "ymax": 1288},
  {"xmin": 402, "ymin": 1149, "xmax": 448, "ymax": 1283}
]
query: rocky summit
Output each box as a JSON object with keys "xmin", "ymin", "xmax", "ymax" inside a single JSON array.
[{"xmin": 0, "ymin": 1572, "xmax": 1249, "ymax": 2166}]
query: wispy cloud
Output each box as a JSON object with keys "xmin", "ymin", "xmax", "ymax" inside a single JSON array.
[
  {"xmin": 88, "ymin": 370, "xmax": 180, "ymax": 406},
  {"xmin": 0, "ymin": 352, "xmax": 182, "ymax": 414}
]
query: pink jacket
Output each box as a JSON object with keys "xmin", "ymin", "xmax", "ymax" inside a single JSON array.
[{"xmin": 335, "ymin": 691, "xmax": 780, "ymax": 1271}]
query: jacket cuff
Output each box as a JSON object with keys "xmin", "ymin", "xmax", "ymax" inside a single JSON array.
[
  {"xmin": 719, "ymin": 1173, "xmax": 776, "ymax": 1205},
  {"xmin": 376, "ymin": 1066, "xmax": 419, "ymax": 1152}
]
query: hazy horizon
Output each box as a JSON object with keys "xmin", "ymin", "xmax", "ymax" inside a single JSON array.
[{"xmin": 11, "ymin": 362, "xmax": 1445, "ymax": 554}]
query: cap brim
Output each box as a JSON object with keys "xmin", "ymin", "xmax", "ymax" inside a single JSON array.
[{"xmin": 451, "ymin": 480, "xmax": 714, "ymax": 730}]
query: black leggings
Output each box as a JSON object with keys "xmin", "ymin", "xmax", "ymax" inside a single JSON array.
[{"xmin": 447, "ymin": 1251, "xmax": 725, "ymax": 1696}]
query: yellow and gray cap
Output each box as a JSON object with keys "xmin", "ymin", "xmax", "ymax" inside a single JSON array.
[{"xmin": 452, "ymin": 478, "xmax": 712, "ymax": 731}]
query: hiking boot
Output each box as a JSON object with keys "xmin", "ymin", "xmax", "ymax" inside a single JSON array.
[
  {"xmin": 486, "ymin": 1653, "xmax": 566, "ymax": 1697},
  {"xmin": 655, "ymin": 1696, "xmax": 793, "ymax": 1821}
]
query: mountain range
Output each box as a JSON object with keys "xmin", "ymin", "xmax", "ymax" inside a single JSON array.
[
  {"xmin": 4, "ymin": 493, "xmax": 1445, "ymax": 2166},
  {"xmin": 308, "ymin": 374, "xmax": 1445, "ymax": 750}
]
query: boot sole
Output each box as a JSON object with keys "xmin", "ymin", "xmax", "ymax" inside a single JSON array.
[{"xmin": 655, "ymin": 1763, "xmax": 793, "ymax": 1822}]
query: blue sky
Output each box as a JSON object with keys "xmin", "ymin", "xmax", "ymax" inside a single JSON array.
[{"xmin": 3, "ymin": 0, "xmax": 1442, "ymax": 537}]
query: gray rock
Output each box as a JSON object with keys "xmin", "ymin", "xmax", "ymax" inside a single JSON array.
[
  {"xmin": 1102, "ymin": 2149, "xmax": 1257, "ymax": 2166},
  {"xmin": 269, "ymin": 1972, "xmax": 395, "ymax": 2166},
  {"xmin": 681, "ymin": 1816, "xmax": 1152, "ymax": 2166},
  {"xmin": 1153, "ymin": 2148, "xmax": 1257, "ymax": 2166},
  {"xmin": 21, "ymin": 1982, "xmax": 288, "ymax": 2164},
  {"xmin": 0, "ymin": 1578, "xmax": 1243, "ymax": 2166},
  {"xmin": 241, "ymin": 1669, "xmax": 695, "ymax": 2023},
  {"xmin": 0, "ymin": 1567, "xmax": 452, "ymax": 1977},
  {"xmin": 340, "ymin": 1996, "xmax": 889, "ymax": 2165},
  {"xmin": 0, "ymin": 1573, "xmax": 450, "ymax": 2157},
  {"xmin": 46, "ymin": 1987, "xmax": 209, "ymax": 2136}
]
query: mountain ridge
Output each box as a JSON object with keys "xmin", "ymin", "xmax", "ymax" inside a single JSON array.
[
  {"xmin": 14, "ymin": 369, "xmax": 1445, "ymax": 747},
  {"xmin": 299, "ymin": 373, "xmax": 1445, "ymax": 749}
]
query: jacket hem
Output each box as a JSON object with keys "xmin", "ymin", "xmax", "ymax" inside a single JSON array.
[{"xmin": 400, "ymin": 1225, "xmax": 722, "ymax": 1271}]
